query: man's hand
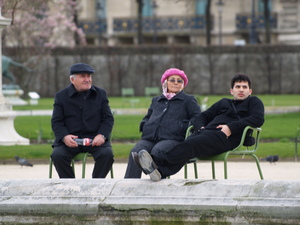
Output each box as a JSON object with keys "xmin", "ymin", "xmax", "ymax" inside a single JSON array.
[
  {"xmin": 63, "ymin": 134, "xmax": 78, "ymax": 147},
  {"xmin": 92, "ymin": 134, "xmax": 106, "ymax": 147},
  {"xmin": 216, "ymin": 125, "xmax": 231, "ymax": 138}
]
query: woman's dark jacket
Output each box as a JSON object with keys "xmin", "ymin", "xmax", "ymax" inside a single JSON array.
[
  {"xmin": 192, "ymin": 96, "xmax": 264, "ymax": 147},
  {"xmin": 51, "ymin": 84, "xmax": 114, "ymax": 147},
  {"xmin": 140, "ymin": 91, "xmax": 201, "ymax": 142}
]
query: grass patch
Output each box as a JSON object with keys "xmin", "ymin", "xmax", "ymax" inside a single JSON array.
[
  {"xmin": 262, "ymin": 113, "xmax": 300, "ymax": 140},
  {"xmin": 13, "ymin": 113, "xmax": 300, "ymax": 142},
  {"xmin": 14, "ymin": 116, "xmax": 53, "ymax": 141},
  {"xmin": 112, "ymin": 115, "xmax": 144, "ymax": 140},
  {"xmin": 13, "ymin": 94, "xmax": 300, "ymax": 111},
  {"xmin": 257, "ymin": 142, "xmax": 297, "ymax": 159}
]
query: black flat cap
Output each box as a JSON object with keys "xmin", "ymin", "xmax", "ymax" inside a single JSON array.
[{"xmin": 69, "ymin": 63, "xmax": 95, "ymax": 75}]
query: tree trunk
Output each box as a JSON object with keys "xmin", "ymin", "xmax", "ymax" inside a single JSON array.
[
  {"xmin": 263, "ymin": 0, "xmax": 271, "ymax": 43},
  {"xmin": 136, "ymin": 0, "xmax": 143, "ymax": 45},
  {"xmin": 205, "ymin": 0, "xmax": 211, "ymax": 46}
]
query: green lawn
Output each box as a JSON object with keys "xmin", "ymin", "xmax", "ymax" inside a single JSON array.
[
  {"xmin": 13, "ymin": 113, "xmax": 300, "ymax": 142},
  {"xmin": 13, "ymin": 94, "xmax": 300, "ymax": 110}
]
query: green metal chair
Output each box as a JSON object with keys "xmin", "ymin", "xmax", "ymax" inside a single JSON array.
[
  {"xmin": 183, "ymin": 128, "xmax": 198, "ymax": 179},
  {"xmin": 145, "ymin": 87, "xmax": 160, "ymax": 97},
  {"xmin": 121, "ymin": 88, "xmax": 140, "ymax": 107},
  {"xmin": 184, "ymin": 126, "xmax": 264, "ymax": 180},
  {"xmin": 49, "ymin": 152, "xmax": 114, "ymax": 179},
  {"xmin": 121, "ymin": 88, "xmax": 135, "ymax": 97}
]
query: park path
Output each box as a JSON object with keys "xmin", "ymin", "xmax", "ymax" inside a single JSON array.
[{"xmin": 1, "ymin": 161, "xmax": 299, "ymax": 180}]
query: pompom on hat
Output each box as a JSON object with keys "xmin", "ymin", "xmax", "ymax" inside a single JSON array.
[
  {"xmin": 70, "ymin": 63, "xmax": 95, "ymax": 75},
  {"xmin": 161, "ymin": 68, "xmax": 188, "ymax": 87}
]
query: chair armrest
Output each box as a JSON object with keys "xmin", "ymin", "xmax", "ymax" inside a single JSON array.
[
  {"xmin": 232, "ymin": 126, "xmax": 262, "ymax": 153},
  {"xmin": 185, "ymin": 125, "xmax": 194, "ymax": 139}
]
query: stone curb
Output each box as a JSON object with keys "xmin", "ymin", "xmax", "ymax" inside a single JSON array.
[{"xmin": 0, "ymin": 179, "xmax": 299, "ymax": 224}]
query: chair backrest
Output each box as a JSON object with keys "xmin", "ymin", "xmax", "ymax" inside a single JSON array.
[
  {"xmin": 121, "ymin": 88, "xmax": 135, "ymax": 97},
  {"xmin": 145, "ymin": 87, "xmax": 160, "ymax": 97}
]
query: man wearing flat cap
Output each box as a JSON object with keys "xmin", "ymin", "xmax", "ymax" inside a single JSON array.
[{"xmin": 51, "ymin": 63, "xmax": 114, "ymax": 178}]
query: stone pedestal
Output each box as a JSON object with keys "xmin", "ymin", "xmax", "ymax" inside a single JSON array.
[
  {"xmin": 0, "ymin": 95, "xmax": 29, "ymax": 145},
  {"xmin": 0, "ymin": 11, "xmax": 29, "ymax": 145},
  {"xmin": 2, "ymin": 84, "xmax": 28, "ymax": 105}
]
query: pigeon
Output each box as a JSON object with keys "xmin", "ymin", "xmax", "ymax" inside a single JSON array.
[
  {"xmin": 14, "ymin": 156, "xmax": 33, "ymax": 167},
  {"xmin": 261, "ymin": 155, "xmax": 279, "ymax": 164}
]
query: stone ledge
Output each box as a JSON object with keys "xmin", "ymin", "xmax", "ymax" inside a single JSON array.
[{"xmin": 0, "ymin": 179, "xmax": 299, "ymax": 224}]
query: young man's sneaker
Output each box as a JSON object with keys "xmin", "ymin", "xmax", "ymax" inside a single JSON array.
[
  {"xmin": 149, "ymin": 169, "xmax": 161, "ymax": 181},
  {"xmin": 138, "ymin": 150, "xmax": 161, "ymax": 181},
  {"xmin": 131, "ymin": 152, "xmax": 148, "ymax": 175}
]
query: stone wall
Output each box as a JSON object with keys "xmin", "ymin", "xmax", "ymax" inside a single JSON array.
[
  {"xmin": 1, "ymin": 179, "xmax": 300, "ymax": 224},
  {"xmin": 3, "ymin": 45, "xmax": 300, "ymax": 97}
]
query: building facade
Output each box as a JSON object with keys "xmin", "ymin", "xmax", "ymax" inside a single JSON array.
[{"xmin": 77, "ymin": 0, "xmax": 300, "ymax": 46}]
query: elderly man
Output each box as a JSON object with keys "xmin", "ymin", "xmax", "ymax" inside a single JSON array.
[{"xmin": 51, "ymin": 63, "xmax": 114, "ymax": 178}]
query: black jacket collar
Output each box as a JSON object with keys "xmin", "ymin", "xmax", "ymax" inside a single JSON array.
[{"xmin": 66, "ymin": 84, "xmax": 97, "ymax": 98}]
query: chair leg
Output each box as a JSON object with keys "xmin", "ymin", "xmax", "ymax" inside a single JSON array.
[
  {"xmin": 71, "ymin": 160, "xmax": 75, "ymax": 174},
  {"xmin": 49, "ymin": 158, "xmax": 53, "ymax": 178},
  {"xmin": 251, "ymin": 154, "xmax": 264, "ymax": 180},
  {"xmin": 211, "ymin": 161, "xmax": 216, "ymax": 179},
  {"xmin": 81, "ymin": 162, "xmax": 86, "ymax": 178},
  {"xmin": 81, "ymin": 154, "xmax": 88, "ymax": 179},
  {"xmin": 223, "ymin": 158, "xmax": 228, "ymax": 179},
  {"xmin": 110, "ymin": 166, "xmax": 114, "ymax": 178},
  {"xmin": 193, "ymin": 161, "xmax": 198, "ymax": 179},
  {"xmin": 184, "ymin": 164, "xmax": 188, "ymax": 179}
]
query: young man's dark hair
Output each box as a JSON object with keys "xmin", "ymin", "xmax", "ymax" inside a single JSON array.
[{"xmin": 231, "ymin": 73, "xmax": 251, "ymax": 89}]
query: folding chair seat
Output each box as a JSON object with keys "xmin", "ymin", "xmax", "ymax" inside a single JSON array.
[
  {"xmin": 184, "ymin": 126, "xmax": 264, "ymax": 180},
  {"xmin": 49, "ymin": 152, "xmax": 114, "ymax": 179}
]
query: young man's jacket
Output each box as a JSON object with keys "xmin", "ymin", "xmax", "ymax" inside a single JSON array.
[
  {"xmin": 140, "ymin": 91, "xmax": 200, "ymax": 142},
  {"xmin": 51, "ymin": 84, "xmax": 114, "ymax": 147},
  {"xmin": 192, "ymin": 96, "xmax": 264, "ymax": 147}
]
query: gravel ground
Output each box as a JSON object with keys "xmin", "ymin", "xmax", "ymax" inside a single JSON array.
[{"xmin": 1, "ymin": 160, "xmax": 299, "ymax": 180}]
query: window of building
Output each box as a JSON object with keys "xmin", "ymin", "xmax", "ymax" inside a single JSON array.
[
  {"xmin": 258, "ymin": 0, "xmax": 272, "ymax": 13},
  {"xmin": 196, "ymin": 0, "xmax": 206, "ymax": 15},
  {"xmin": 96, "ymin": 0, "xmax": 106, "ymax": 18},
  {"xmin": 142, "ymin": 0, "xmax": 153, "ymax": 17}
]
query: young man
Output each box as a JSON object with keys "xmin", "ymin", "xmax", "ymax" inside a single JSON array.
[
  {"xmin": 51, "ymin": 63, "xmax": 114, "ymax": 178},
  {"xmin": 133, "ymin": 73, "xmax": 265, "ymax": 181}
]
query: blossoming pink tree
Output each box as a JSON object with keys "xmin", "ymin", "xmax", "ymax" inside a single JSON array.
[
  {"xmin": 2, "ymin": 0, "xmax": 86, "ymax": 48},
  {"xmin": 1, "ymin": 0, "xmax": 87, "ymax": 91}
]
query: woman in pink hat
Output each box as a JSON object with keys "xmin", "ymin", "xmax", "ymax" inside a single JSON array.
[{"xmin": 124, "ymin": 68, "xmax": 201, "ymax": 178}]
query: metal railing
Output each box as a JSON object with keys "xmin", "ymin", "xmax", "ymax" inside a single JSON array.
[
  {"xmin": 113, "ymin": 15, "xmax": 210, "ymax": 33},
  {"xmin": 236, "ymin": 12, "xmax": 277, "ymax": 30}
]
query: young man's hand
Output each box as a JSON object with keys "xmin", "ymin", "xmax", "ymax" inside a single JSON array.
[{"xmin": 216, "ymin": 125, "xmax": 231, "ymax": 138}]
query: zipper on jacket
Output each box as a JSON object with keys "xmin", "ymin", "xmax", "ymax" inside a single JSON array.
[{"xmin": 154, "ymin": 100, "xmax": 170, "ymax": 140}]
